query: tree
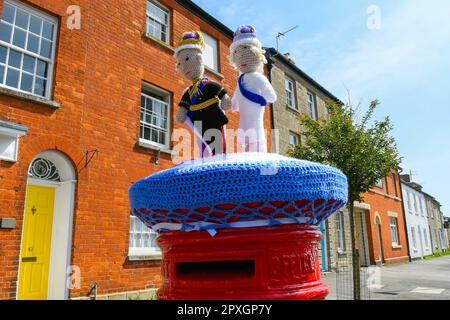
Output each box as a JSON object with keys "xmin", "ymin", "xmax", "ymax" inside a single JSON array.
[{"xmin": 288, "ymin": 99, "xmax": 401, "ymax": 300}]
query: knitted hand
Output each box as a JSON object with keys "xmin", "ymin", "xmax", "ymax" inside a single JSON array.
[
  {"xmin": 220, "ymin": 94, "xmax": 233, "ymax": 111},
  {"xmin": 176, "ymin": 108, "xmax": 188, "ymax": 124}
]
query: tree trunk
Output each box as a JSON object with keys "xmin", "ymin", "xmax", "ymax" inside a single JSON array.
[{"xmin": 348, "ymin": 201, "xmax": 361, "ymax": 300}]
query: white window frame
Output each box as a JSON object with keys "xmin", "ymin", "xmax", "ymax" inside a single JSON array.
[
  {"xmin": 140, "ymin": 83, "xmax": 171, "ymax": 150},
  {"xmin": 128, "ymin": 215, "xmax": 161, "ymax": 258},
  {"xmin": 413, "ymin": 194, "xmax": 419, "ymax": 215},
  {"xmin": 307, "ymin": 91, "xmax": 317, "ymax": 120},
  {"xmin": 419, "ymin": 198, "xmax": 424, "ymax": 216},
  {"xmin": 288, "ymin": 131, "xmax": 300, "ymax": 147},
  {"xmin": 335, "ymin": 210, "xmax": 346, "ymax": 253},
  {"xmin": 375, "ymin": 178, "xmax": 384, "ymax": 189},
  {"xmin": 423, "ymin": 227, "xmax": 428, "ymax": 248},
  {"xmin": 411, "ymin": 226, "xmax": 417, "ymax": 251},
  {"xmin": 435, "ymin": 229, "xmax": 440, "ymax": 249},
  {"xmin": 389, "ymin": 217, "xmax": 399, "ymax": 246},
  {"xmin": 203, "ymin": 32, "xmax": 219, "ymax": 72},
  {"xmin": 146, "ymin": 0, "xmax": 170, "ymax": 43},
  {"xmin": 285, "ymin": 77, "xmax": 296, "ymax": 110},
  {"xmin": 0, "ymin": 0, "xmax": 57, "ymax": 99},
  {"xmin": 408, "ymin": 191, "xmax": 414, "ymax": 214},
  {"xmin": 0, "ymin": 123, "xmax": 26, "ymax": 162}
]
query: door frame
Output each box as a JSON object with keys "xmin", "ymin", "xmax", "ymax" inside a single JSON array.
[
  {"xmin": 375, "ymin": 215, "xmax": 384, "ymax": 265},
  {"xmin": 356, "ymin": 210, "xmax": 371, "ymax": 267},
  {"xmin": 319, "ymin": 221, "xmax": 328, "ymax": 272},
  {"xmin": 418, "ymin": 227, "xmax": 425, "ymax": 259},
  {"xmin": 17, "ymin": 151, "xmax": 77, "ymax": 300}
]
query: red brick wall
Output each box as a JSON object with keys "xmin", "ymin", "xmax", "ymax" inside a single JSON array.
[
  {"xmin": 0, "ymin": 0, "xmax": 272, "ymax": 299},
  {"xmin": 362, "ymin": 172, "xmax": 409, "ymax": 265}
]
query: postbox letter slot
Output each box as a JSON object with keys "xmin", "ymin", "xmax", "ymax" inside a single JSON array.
[{"xmin": 176, "ymin": 260, "xmax": 255, "ymax": 279}]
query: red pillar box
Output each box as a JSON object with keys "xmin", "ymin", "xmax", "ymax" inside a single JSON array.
[
  {"xmin": 157, "ymin": 224, "xmax": 328, "ymax": 300},
  {"xmin": 129, "ymin": 153, "xmax": 348, "ymax": 300}
]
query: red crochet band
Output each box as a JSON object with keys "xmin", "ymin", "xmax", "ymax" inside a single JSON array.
[{"xmin": 136, "ymin": 198, "xmax": 344, "ymax": 226}]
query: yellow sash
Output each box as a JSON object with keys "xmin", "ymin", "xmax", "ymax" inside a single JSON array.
[{"xmin": 189, "ymin": 97, "xmax": 220, "ymax": 111}]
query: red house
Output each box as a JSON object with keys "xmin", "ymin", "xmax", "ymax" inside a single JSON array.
[{"xmin": 354, "ymin": 171, "xmax": 409, "ymax": 266}]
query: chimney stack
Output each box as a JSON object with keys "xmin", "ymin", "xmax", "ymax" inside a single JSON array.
[
  {"xmin": 284, "ymin": 53, "xmax": 295, "ymax": 64},
  {"xmin": 400, "ymin": 174, "xmax": 410, "ymax": 182}
]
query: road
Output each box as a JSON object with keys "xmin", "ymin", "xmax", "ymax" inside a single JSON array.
[{"xmin": 323, "ymin": 255, "xmax": 450, "ymax": 300}]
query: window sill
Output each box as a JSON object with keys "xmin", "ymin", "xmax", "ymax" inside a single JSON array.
[
  {"xmin": 142, "ymin": 32, "xmax": 175, "ymax": 53},
  {"xmin": 392, "ymin": 244, "xmax": 403, "ymax": 249},
  {"xmin": 128, "ymin": 252, "xmax": 162, "ymax": 261},
  {"xmin": 204, "ymin": 66, "xmax": 224, "ymax": 80},
  {"xmin": 0, "ymin": 86, "xmax": 60, "ymax": 109},
  {"xmin": 286, "ymin": 105, "xmax": 299, "ymax": 113},
  {"xmin": 369, "ymin": 189, "xmax": 402, "ymax": 201},
  {"xmin": 136, "ymin": 139, "xmax": 173, "ymax": 155}
]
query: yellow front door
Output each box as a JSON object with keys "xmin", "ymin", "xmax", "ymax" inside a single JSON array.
[{"xmin": 18, "ymin": 185, "xmax": 55, "ymax": 300}]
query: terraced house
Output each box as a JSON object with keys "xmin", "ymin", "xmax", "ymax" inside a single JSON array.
[
  {"xmin": 400, "ymin": 175, "xmax": 432, "ymax": 260},
  {"xmin": 0, "ymin": 0, "xmax": 267, "ymax": 300},
  {"xmin": 424, "ymin": 193, "xmax": 448, "ymax": 253},
  {"xmin": 356, "ymin": 173, "xmax": 409, "ymax": 266}
]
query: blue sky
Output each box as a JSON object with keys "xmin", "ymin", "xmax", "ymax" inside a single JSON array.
[{"xmin": 193, "ymin": 0, "xmax": 450, "ymax": 216}]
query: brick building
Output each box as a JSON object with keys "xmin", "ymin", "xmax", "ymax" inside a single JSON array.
[
  {"xmin": 265, "ymin": 48, "xmax": 352, "ymax": 271},
  {"xmin": 0, "ymin": 0, "xmax": 272, "ymax": 300},
  {"xmin": 355, "ymin": 173, "xmax": 409, "ymax": 265}
]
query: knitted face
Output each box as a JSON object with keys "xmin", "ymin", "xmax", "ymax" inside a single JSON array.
[
  {"xmin": 176, "ymin": 48, "xmax": 204, "ymax": 81},
  {"xmin": 232, "ymin": 45, "xmax": 264, "ymax": 74}
]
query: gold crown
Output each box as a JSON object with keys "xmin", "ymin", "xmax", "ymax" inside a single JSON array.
[{"xmin": 178, "ymin": 31, "xmax": 205, "ymax": 49}]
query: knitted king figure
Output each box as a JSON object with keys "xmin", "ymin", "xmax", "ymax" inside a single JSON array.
[
  {"xmin": 175, "ymin": 31, "xmax": 232, "ymax": 157},
  {"xmin": 229, "ymin": 25, "xmax": 277, "ymax": 153}
]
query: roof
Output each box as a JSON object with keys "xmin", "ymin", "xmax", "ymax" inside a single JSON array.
[
  {"xmin": 400, "ymin": 176, "xmax": 442, "ymax": 207},
  {"xmin": 175, "ymin": 0, "xmax": 234, "ymax": 39},
  {"xmin": 421, "ymin": 190, "xmax": 442, "ymax": 207},
  {"xmin": 401, "ymin": 178, "xmax": 423, "ymax": 193},
  {"xmin": 265, "ymin": 47, "xmax": 343, "ymax": 104}
]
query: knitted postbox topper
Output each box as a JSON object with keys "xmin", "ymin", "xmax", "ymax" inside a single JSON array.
[{"xmin": 129, "ymin": 153, "xmax": 348, "ymax": 233}]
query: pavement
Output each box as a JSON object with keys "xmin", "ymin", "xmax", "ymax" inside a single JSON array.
[{"xmin": 323, "ymin": 255, "xmax": 450, "ymax": 300}]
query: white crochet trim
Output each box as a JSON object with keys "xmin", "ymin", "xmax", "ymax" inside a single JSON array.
[
  {"xmin": 230, "ymin": 38, "xmax": 262, "ymax": 55},
  {"xmin": 152, "ymin": 217, "xmax": 311, "ymax": 237},
  {"xmin": 174, "ymin": 44, "xmax": 204, "ymax": 57}
]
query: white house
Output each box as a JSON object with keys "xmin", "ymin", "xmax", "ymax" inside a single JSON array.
[{"xmin": 401, "ymin": 175, "xmax": 433, "ymax": 259}]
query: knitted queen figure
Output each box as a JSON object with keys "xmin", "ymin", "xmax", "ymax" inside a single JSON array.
[
  {"xmin": 229, "ymin": 25, "xmax": 277, "ymax": 153},
  {"xmin": 175, "ymin": 31, "xmax": 232, "ymax": 158}
]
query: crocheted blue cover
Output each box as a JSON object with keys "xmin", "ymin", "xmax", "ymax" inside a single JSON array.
[{"xmin": 129, "ymin": 153, "xmax": 348, "ymax": 232}]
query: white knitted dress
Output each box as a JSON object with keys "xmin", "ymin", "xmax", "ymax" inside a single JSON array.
[{"xmin": 232, "ymin": 72, "xmax": 277, "ymax": 153}]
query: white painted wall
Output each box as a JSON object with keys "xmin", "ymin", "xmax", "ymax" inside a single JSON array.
[{"xmin": 402, "ymin": 184, "xmax": 432, "ymax": 259}]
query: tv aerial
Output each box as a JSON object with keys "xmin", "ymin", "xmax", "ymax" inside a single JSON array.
[{"xmin": 276, "ymin": 25, "xmax": 299, "ymax": 52}]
